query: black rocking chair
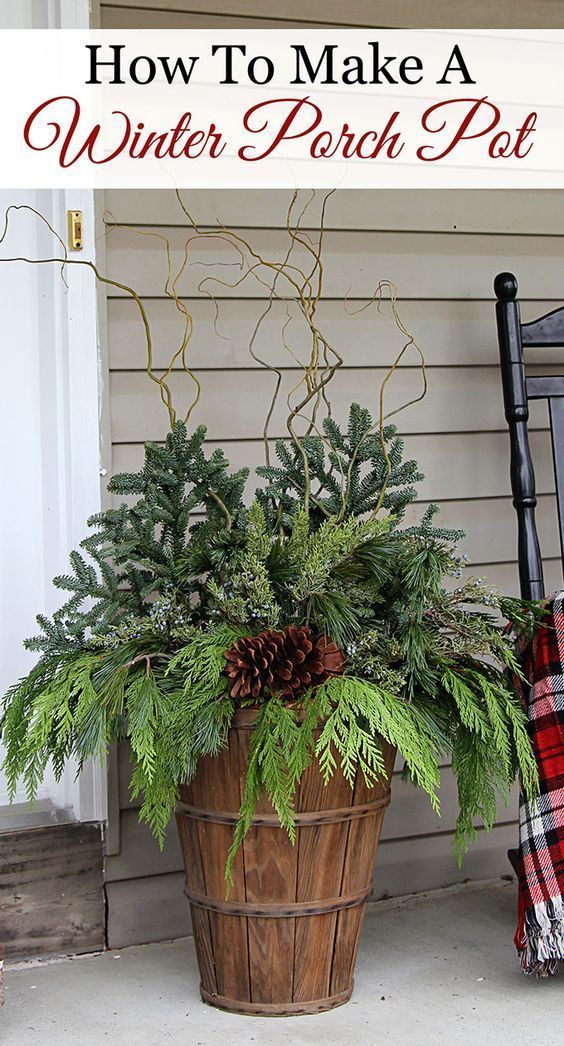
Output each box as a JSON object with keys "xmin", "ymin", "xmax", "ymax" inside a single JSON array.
[
  {"xmin": 495, "ymin": 271, "xmax": 564, "ymax": 601},
  {"xmin": 495, "ymin": 272, "xmax": 564, "ymax": 877}
]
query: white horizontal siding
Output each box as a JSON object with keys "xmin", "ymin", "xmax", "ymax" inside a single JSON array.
[
  {"xmin": 108, "ymin": 367, "xmax": 554, "ymax": 442},
  {"xmin": 104, "ymin": 226, "xmax": 564, "ymax": 301},
  {"xmin": 108, "ymin": 297, "xmax": 564, "ymax": 370},
  {"xmin": 105, "ymin": 190, "xmax": 564, "ymax": 237}
]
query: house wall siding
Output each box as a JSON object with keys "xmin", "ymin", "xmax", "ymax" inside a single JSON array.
[
  {"xmin": 100, "ymin": 0, "xmax": 564, "ymax": 30},
  {"xmin": 99, "ymin": 2, "xmax": 564, "ymax": 947}
]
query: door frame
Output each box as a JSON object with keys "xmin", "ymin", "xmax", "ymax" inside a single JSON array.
[{"xmin": 0, "ymin": 0, "xmax": 108, "ymax": 823}]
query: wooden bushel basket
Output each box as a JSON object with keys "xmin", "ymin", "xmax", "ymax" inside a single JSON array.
[{"xmin": 176, "ymin": 708, "xmax": 395, "ymax": 1016}]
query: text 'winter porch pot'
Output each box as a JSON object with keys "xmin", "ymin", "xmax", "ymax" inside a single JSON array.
[{"xmin": 0, "ymin": 197, "xmax": 540, "ymax": 1016}]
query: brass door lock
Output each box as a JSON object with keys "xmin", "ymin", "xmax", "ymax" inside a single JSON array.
[{"xmin": 67, "ymin": 210, "xmax": 83, "ymax": 251}]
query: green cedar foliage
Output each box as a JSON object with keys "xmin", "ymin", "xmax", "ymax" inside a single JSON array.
[{"xmin": 0, "ymin": 406, "xmax": 543, "ymax": 883}]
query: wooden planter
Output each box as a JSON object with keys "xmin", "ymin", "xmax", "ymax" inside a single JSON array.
[{"xmin": 176, "ymin": 709, "xmax": 396, "ymax": 1017}]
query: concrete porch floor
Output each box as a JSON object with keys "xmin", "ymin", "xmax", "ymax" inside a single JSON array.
[{"xmin": 2, "ymin": 879, "xmax": 562, "ymax": 1046}]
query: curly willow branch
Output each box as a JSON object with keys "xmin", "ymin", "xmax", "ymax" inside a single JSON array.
[
  {"xmin": 103, "ymin": 214, "xmax": 201, "ymax": 427},
  {"xmin": 174, "ymin": 188, "xmax": 348, "ymax": 513},
  {"xmin": 1, "ymin": 198, "xmax": 429, "ymax": 521},
  {"xmin": 345, "ymin": 280, "xmax": 428, "ymax": 515}
]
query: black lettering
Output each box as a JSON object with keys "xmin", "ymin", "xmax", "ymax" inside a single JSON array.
[
  {"xmin": 85, "ymin": 44, "xmax": 125, "ymax": 85},
  {"xmin": 291, "ymin": 44, "xmax": 337, "ymax": 85},
  {"xmin": 437, "ymin": 45, "xmax": 476, "ymax": 85}
]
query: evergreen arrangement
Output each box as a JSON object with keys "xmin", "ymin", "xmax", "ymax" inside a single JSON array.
[{"xmin": 0, "ymin": 405, "xmax": 540, "ymax": 884}]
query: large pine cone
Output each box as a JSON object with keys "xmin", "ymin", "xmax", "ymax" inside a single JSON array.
[{"xmin": 224, "ymin": 624, "xmax": 345, "ymax": 702}]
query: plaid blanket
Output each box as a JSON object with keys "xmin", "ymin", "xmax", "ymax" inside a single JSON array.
[{"xmin": 514, "ymin": 593, "xmax": 564, "ymax": 976}]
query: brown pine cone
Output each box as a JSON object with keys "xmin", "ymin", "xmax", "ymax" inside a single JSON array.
[{"xmin": 224, "ymin": 624, "xmax": 345, "ymax": 702}]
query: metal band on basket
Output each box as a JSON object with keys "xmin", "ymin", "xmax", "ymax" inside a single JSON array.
[
  {"xmin": 184, "ymin": 884, "xmax": 373, "ymax": 918},
  {"xmin": 176, "ymin": 794, "xmax": 390, "ymax": 827},
  {"xmin": 199, "ymin": 985, "xmax": 353, "ymax": 1015}
]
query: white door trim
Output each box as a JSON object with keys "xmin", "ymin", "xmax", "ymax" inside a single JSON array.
[
  {"xmin": 0, "ymin": 186, "xmax": 108, "ymax": 823},
  {"xmin": 0, "ymin": 0, "xmax": 107, "ymax": 822}
]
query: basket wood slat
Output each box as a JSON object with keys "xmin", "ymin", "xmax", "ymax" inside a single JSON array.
[{"xmin": 175, "ymin": 708, "xmax": 396, "ymax": 1016}]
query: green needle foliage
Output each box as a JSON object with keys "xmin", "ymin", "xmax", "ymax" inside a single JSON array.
[
  {"xmin": 25, "ymin": 423, "xmax": 248, "ymax": 656},
  {"xmin": 256, "ymin": 404, "xmax": 425, "ymax": 530},
  {"xmin": 0, "ymin": 404, "xmax": 543, "ymax": 883}
]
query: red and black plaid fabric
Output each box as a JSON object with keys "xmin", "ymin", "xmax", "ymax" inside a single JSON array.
[{"xmin": 514, "ymin": 593, "xmax": 564, "ymax": 976}]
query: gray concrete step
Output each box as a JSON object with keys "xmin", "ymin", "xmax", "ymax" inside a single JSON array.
[{"xmin": 2, "ymin": 879, "xmax": 561, "ymax": 1046}]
